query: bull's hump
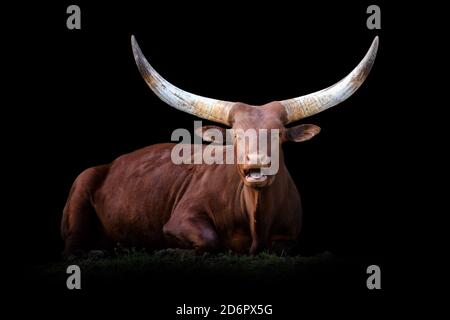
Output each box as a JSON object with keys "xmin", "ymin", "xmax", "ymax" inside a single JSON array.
[{"xmin": 110, "ymin": 143, "xmax": 237, "ymax": 182}]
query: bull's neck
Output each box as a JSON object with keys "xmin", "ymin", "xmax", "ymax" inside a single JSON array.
[{"xmin": 240, "ymin": 164, "xmax": 289, "ymax": 255}]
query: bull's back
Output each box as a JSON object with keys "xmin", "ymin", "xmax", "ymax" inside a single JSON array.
[{"xmin": 93, "ymin": 143, "xmax": 194, "ymax": 245}]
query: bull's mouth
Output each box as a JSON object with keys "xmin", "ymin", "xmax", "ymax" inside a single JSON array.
[{"xmin": 244, "ymin": 169, "xmax": 267, "ymax": 183}]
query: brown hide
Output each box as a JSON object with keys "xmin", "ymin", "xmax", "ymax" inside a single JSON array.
[{"xmin": 62, "ymin": 142, "xmax": 302, "ymax": 255}]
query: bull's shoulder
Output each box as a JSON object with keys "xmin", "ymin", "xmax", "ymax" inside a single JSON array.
[
  {"xmin": 115, "ymin": 143, "xmax": 177, "ymax": 161},
  {"xmin": 107, "ymin": 143, "xmax": 194, "ymax": 179},
  {"xmin": 112, "ymin": 143, "xmax": 232, "ymax": 167},
  {"xmin": 105, "ymin": 143, "xmax": 236, "ymax": 185}
]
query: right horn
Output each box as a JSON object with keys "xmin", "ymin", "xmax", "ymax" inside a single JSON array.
[
  {"xmin": 131, "ymin": 35, "xmax": 235, "ymax": 126},
  {"xmin": 280, "ymin": 36, "xmax": 379, "ymax": 124}
]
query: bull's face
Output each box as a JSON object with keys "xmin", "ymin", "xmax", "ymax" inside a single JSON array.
[
  {"xmin": 196, "ymin": 103, "xmax": 321, "ymax": 188},
  {"xmin": 131, "ymin": 35, "xmax": 378, "ymax": 188},
  {"xmin": 231, "ymin": 105, "xmax": 285, "ymax": 188}
]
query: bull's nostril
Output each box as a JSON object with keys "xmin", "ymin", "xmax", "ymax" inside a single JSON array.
[
  {"xmin": 247, "ymin": 153, "xmax": 270, "ymax": 165},
  {"xmin": 261, "ymin": 155, "xmax": 271, "ymax": 164}
]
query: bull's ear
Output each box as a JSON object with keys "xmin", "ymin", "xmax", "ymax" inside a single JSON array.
[
  {"xmin": 194, "ymin": 125, "xmax": 229, "ymax": 144},
  {"xmin": 286, "ymin": 124, "xmax": 321, "ymax": 142}
]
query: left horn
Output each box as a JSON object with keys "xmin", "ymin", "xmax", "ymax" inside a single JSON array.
[
  {"xmin": 131, "ymin": 35, "xmax": 235, "ymax": 125},
  {"xmin": 280, "ymin": 36, "xmax": 379, "ymax": 124}
]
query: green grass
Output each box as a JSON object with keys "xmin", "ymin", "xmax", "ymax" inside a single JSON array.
[{"xmin": 37, "ymin": 248, "xmax": 336, "ymax": 280}]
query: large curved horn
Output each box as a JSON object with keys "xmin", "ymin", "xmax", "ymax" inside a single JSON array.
[
  {"xmin": 280, "ymin": 36, "xmax": 379, "ymax": 124},
  {"xmin": 131, "ymin": 35, "xmax": 235, "ymax": 125}
]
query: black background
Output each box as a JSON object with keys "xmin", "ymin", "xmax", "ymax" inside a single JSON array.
[{"xmin": 11, "ymin": 0, "xmax": 408, "ymax": 317}]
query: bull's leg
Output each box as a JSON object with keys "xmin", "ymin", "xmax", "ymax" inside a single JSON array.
[
  {"xmin": 61, "ymin": 166, "xmax": 108, "ymax": 257},
  {"xmin": 163, "ymin": 213, "xmax": 220, "ymax": 253}
]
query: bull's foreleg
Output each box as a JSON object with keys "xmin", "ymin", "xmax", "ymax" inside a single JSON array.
[{"xmin": 163, "ymin": 213, "xmax": 220, "ymax": 253}]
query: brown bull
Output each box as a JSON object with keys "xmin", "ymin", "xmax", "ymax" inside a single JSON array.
[{"xmin": 61, "ymin": 36, "xmax": 378, "ymax": 256}]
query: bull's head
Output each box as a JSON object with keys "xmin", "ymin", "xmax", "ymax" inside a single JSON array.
[{"xmin": 131, "ymin": 36, "xmax": 378, "ymax": 188}]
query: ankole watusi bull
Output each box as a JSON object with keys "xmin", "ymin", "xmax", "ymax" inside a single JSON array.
[{"xmin": 61, "ymin": 36, "xmax": 378, "ymax": 256}]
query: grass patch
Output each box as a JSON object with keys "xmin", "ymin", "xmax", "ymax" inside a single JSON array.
[{"xmin": 36, "ymin": 248, "xmax": 336, "ymax": 281}]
